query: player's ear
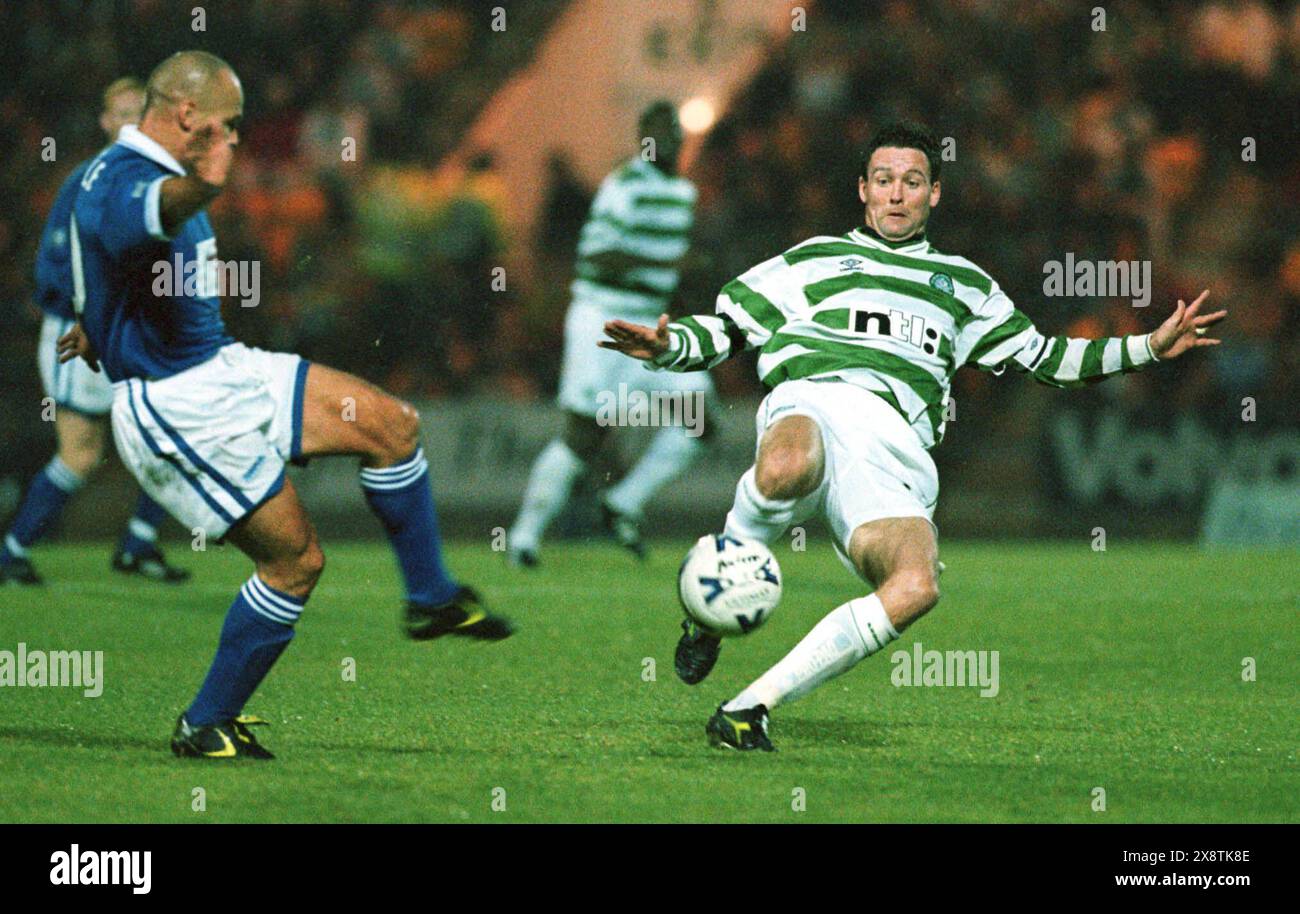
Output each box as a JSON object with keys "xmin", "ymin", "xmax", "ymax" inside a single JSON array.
[
  {"xmin": 858, "ymin": 176, "xmax": 868, "ymax": 204},
  {"xmin": 176, "ymin": 99, "xmax": 197, "ymax": 133},
  {"xmin": 929, "ymin": 180, "xmax": 941, "ymax": 208}
]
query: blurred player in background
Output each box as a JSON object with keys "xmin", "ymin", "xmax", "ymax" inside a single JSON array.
[
  {"xmin": 60, "ymin": 51, "xmax": 512, "ymax": 759},
  {"xmin": 603, "ymin": 121, "xmax": 1226, "ymax": 751},
  {"xmin": 0, "ymin": 77, "xmax": 190, "ymax": 586},
  {"xmin": 508, "ymin": 101, "xmax": 714, "ymax": 567}
]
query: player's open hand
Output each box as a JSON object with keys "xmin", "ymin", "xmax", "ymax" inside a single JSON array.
[
  {"xmin": 56, "ymin": 321, "xmax": 100, "ymax": 373},
  {"xmin": 598, "ymin": 313, "xmax": 670, "ymax": 358},
  {"xmin": 184, "ymin": 123, "xmax": 235, "ymax": 188},
  {"xmin": 1149, "ymin": 290, "xmax": 1227, "ymax": 360},
  {"xmin": 599, "ymin": 313, "xmax": 671, "ymax": 361}
]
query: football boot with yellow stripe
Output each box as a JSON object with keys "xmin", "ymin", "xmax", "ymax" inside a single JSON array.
[
  {"xmin": 706, "ymin": 703, "xmax": 775, "ymax": 752},
  {"xmin": 171, "ymin": 713, "xmax": 275, "ymax": 760},
  {"xmin": 404, "ymin": 586, "xmax": 515, "ymax": 641}
]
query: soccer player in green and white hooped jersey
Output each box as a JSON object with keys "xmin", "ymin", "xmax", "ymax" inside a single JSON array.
[
  {"xmin": 508, "ymin": 101, "xmax": 715, "ymax": 566},
  {"xmin": 601, "ymin": 121, "xmax": 1227, "ymax": 751}
]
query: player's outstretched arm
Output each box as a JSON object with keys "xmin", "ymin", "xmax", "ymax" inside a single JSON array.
[
  {"xmin": 599, "ymin": 314, "xmax": 671, "ymax": 361},
  {"xmin": 1147, "ymin": 289, "xmax": 1227, "ymax": 360},
  {"xmin": 972, "ymin": 289, "xmax": 1227, "ymax": 387},
  {"xmin": 601, "ymin": 311, "xmax": 748, "ymax": 372}
]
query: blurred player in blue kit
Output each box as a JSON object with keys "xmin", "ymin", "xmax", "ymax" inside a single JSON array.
[
  {"xmin": 59, "ymin": 51, "xmax": 513, "ymax": 759},
  {"xmin": 2, "ymin": 77, "xmax": 190, "ymax": 587}
]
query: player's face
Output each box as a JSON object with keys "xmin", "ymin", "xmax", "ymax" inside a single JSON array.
[
  {"xmin": 859, "ymin": 146, "xmax": 941, "ymax": 241},
  {"xmin": 194, "ymin": 70, "xmax": 244, "ymax": 149},
  {"xmin": 100, "ymin": 90, "xmax": 144, "ymax": 141}
]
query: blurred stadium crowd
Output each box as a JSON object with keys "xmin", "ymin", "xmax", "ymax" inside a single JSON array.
[
  {"xmin": 3, "ymin": 0, "xmax": 1297, "ymax": 444},
  {"xmin": 684, "ymin": 0, "xmax": 1300, "ymax": 444},
  {"xmin": 0, "ymin": 0, "xmax": 560, "ymax": 404}
]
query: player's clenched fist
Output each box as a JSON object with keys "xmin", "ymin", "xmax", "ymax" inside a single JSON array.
[{"xmin": 599, "ymin": 313, "xmax": 671, "ymax": 361}]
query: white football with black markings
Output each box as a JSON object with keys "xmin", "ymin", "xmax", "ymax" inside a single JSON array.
[{"xmin": 678, "ymin": 533, "xmax": 782, "ymax": 637}]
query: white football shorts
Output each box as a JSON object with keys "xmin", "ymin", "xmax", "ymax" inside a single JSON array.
[
  {"xmin": 752, "ymin": 377, "xmax": 939, "ymax": 565},
  {"xmin": 110, "ymin": 343, "xmax": 310, "ymax": 539},
  {"xmin": 38, "ymin": 313, "xmax": 115, "ymax": 416},
  {"xmin": 557, "ymin": 298, "xmax": 714, "ymax": 417}
]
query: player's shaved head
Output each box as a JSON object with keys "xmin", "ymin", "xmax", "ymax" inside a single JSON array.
[
  {"xmin": 144, "ymin": 50, "xmax": 241, "ymax": 116},
  {"xmin": 138, "ymin": 50, "xmax": 244, "ymax": 165}
]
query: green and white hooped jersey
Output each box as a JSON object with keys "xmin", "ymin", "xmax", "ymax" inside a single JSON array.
[
  {"xmin": 652, "ymin": 227, "xmax": 1157, "ymax": 450},
  {"xmin": 570, "ymin": 157, "xmax": 696, "ymax": 316}
]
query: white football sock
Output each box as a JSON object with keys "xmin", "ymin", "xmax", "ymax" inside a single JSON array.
[
  {"xmin": 128, "ymin": 517, "xmax": 159, "ymax": 543},
  {"xmin": 722, "ymin": 467, "xmax": 798, "ymax": 545},
  {"xmin": 604, "ymin": 427, "xmax": 704, "ymax": 518},
  {"xmin": 508, "ymin": 439, "xmax": 586, "ymax": 553},
  {"xmin": 724, "ymin": 593, "xmax": 898, "ymax": 712}
]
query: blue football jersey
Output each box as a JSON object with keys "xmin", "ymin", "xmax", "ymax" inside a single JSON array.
[
  {"xmin": 71, "ymin": 124, "xmax": 233, "ymax": 382},
  {"xmin": 34, "ymin": 161, "xmax": 90, "ymax": 320}
]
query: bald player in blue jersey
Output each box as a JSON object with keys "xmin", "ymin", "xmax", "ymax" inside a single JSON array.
[
  {"xmin": 1, "ymin": 77, "xmax": 189, "ymax": 587},
  {"xmin": 59, "ymin": 51, "xmax": 513, "ymax": 760}
]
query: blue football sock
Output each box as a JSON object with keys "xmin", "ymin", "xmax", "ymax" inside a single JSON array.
[
  {"xmin": 360, "ymin": 447, "xmax": 459, "ymax": 607},
  {"xmin": 118, "ymin": 492, "xmax": 168, "ymax": 556},
  {"xmin": 2, "ymin": 457, "xmax": 84, "ymax": 560},
  {"xmin": 185, "ymin": 576, "xmax": 302, "ymax": 726}
]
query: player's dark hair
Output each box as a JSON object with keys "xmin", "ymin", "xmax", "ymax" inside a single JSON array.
[{"xmin": 862, "ymin": 120, "xmax": 942, "ymax": 183}]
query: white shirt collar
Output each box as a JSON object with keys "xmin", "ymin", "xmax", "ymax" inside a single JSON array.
[
  {"xmin": 115, "ymin": 124, "xmax": 187, "ymax": 176},
  {"xmin": 849, "ymin": 227, "xmax": 929, "ymax": 254}
]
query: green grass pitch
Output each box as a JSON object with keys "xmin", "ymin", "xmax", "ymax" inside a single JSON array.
[{"xmin": 0, "ymin": 540, "xmax": 1295, "ymax": 823}]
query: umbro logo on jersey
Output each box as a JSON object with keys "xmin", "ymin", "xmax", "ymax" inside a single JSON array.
[{"xmin": 838, "ymin": 257, "xmax": 864, "ymax": 271}]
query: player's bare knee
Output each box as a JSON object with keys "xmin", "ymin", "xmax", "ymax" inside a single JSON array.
[
  {"xmin": 895, "ymin": 567, "xmax": 940, "ymax": 618},
  {"xmin": 391, "ymin": 399, "xmax": 420, "ymax": 455},
  {"xmin": 755, "ymin": 447, "xmax": 819, "ymax": 500},
  {"xmin": 371, "ymin": 397, "xmax": 420, "ymax": 464}
]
